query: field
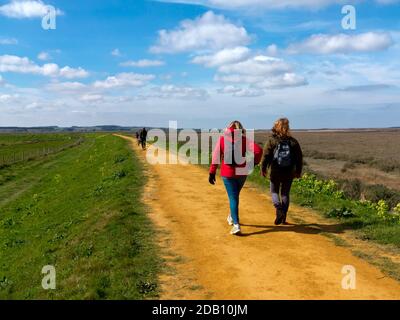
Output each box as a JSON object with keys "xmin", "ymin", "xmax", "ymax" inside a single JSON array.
[
  {"xmin": 0, "ymin": 133, "xmax": 84, "ymax": 168},
  {"xmin": 0, "ymin": 133, "xmax": 159, "ymax": 299}
]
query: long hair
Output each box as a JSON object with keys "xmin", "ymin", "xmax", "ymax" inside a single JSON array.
[
  {"xmin": 227, "ymin": 120, "xmax": 246, "ymax": 135},
  {"xmin": 272, "ymin": 118, "xmax": 291, "ymax": 138}
]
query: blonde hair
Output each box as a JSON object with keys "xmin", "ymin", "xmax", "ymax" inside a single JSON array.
[
  {"xmin": 227, "ymin": 120, "xmax": 246, "ymax": 134},
  {"xmin": 272, "ymin": 118, "xmax": 291, "ymax": 138}
]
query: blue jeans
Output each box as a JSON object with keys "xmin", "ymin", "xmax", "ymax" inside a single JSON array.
[
  {"xmin": 270, "ymin": 178, "xmax": 293, "ymax": 214},
  {"xmin": 222, "ymin": 176, "xmax": 247, "ymax": 225}
]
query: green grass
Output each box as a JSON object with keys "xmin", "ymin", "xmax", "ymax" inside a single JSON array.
[
  {"xmin": 0, "ymin": 133, "xmax": 83, "ymax": 166},
  {"xmin": 0, "ymin": 134, "xmax": 160, "ymax": 299}
]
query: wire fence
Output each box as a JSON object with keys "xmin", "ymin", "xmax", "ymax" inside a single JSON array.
[{"xmin": 0, "ymin": 137, "xmax": 84, "ymax": 167}]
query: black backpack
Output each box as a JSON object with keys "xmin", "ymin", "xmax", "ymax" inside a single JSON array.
[
  {"xmin": 225, "ymin": 131, "xmax": 245, "ymax": 166},
  {"xmin": 273, "ymin": 140, "xmax": 293, "ymax": 168}
]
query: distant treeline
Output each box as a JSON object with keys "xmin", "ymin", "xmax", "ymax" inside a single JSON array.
[{"xmin": 0, "ymin": 126, "xmax": 142, "ymax": 133}]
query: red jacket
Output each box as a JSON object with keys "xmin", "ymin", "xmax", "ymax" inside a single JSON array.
[{"xmin": 209, "ymin": 129, "xmax": 263, "ymax": 178}]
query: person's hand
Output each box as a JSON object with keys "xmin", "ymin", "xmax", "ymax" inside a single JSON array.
[{"xmin": 209, "ymin": 173, "xmax": 216, "ymax": 185}]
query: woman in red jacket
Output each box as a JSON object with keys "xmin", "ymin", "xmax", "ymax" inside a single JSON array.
[{"xmin": 209, "ymin": 121, "xmax": 263, "ymax": 235}]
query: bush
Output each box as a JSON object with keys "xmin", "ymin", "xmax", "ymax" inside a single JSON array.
[
  {"xmin": 326, "ymin": 206, "xmax": 355, "ymax": 219},
  {"xmin": 363, "ymin": 184, "xmax": 400, "ymax": 209},
  {"xmin": 339, "ymin": 179, "xmax": 362, "ymax": 200},
  {"xmin": 293, "ymin": 173, "xmax": 344, "ymax": 199}
]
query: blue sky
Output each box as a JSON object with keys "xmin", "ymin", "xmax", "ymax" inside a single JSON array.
[{"xmin": 0, "ymin": 0, "xmax": 399, "ymax": 129}]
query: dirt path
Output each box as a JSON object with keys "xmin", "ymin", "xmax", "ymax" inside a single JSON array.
[{"xmin": 120, "ymin": 135, "xmax": 400, "ymax": 300}]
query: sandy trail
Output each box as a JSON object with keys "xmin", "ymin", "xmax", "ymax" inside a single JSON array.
[{"xmin": 120, "ymin": 135, "xmax": 400, "ymax": 300}]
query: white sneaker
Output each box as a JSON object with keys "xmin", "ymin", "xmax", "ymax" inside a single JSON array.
[
  {"xmin": 227, "ymin": 215, "xmax": 233, "ymax": 226},
  {"xmin": 230, "ymin": 224, "xmax": 241, "ymax": 235}
]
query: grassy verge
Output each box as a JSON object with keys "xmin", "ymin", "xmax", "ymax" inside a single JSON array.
[{"xmin": 0, "ymin": 134, "xmax": 159, "ymax": 299}]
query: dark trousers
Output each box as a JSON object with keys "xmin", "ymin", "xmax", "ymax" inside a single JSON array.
[{"xmin": 270, "ymin": 177, "xmax": 293, "ymax": 214}]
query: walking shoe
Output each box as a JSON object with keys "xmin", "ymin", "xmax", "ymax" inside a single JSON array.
[
  {"xmin": 274, "ymin": 208, "xmax": 284, "ymax": 225},
  {"xmin": 227, "ymin": 214, "xmax": 233, "ymax": 226},
  {"xmin": 281, "ymin": 211, "xmax": 288, "ymax": 224},
  {"xmin": 230, "ymin": 224, "xmax": 241, "ymax": 235}
]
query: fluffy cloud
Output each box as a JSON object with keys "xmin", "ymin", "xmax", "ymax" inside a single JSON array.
[
  {"xmin": 150, "ymin": 11, "xmax": 251, "ymax": 53},
  {"xmin": 46, "ymin": 81, "xmax": 87, "ymax": 93},
  {"xmin": 218, "ymin": 55, "xmax": 291, "ymax": 76},
  {"xmin": 287, "ymin": 32, "xmax": 394, "ymax": 54},
  {"xmin": 214, "ymin": 55, "xmax": 307, "ymax": 89},
  {"xmin": 191, "ymin": 47, "xmax": 250, "ymax": 67},
  {"xmin": 0, "ymin": 55, "xmax": 89, "ymax": 78},
  {"xmin": 93, "ymin": 73, "xmax": 155, "ymax": 89},
  {"xmin": 79, "ymin": 94, "xmax": 104, "ymax": 103},
  {"xmin": 59, "ymin": 66, "xmax": 89, "ymax": 79},
  {"xmin": 150, "ymin": 85, "xmax": 209, "ymax": 100},
  {"xmin": 120, "ymin": 59, "xmax": 165, "ymax": 67},
  {"xmin": 217, "ymin": 85, "xmax": 265, "ymax": 97},
  {"xmin": 0, "ymin": 0, "xmax": 63, "ymax": 18}
]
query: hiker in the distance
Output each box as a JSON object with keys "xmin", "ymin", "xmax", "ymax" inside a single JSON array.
[
  {"xmin": 140, "ymin": 127, "xmax": 148, "ymax": 150},
  {"xmin": 136, "ymin": 131, "xmax": 141, "ymax": 146},
  {"xmin": 209, "ymin": 121, "xmax": 263, "ymax": 235},
  {"xmin": 261, "ymin": 118, "xmax": 303, "ymax": 225}
]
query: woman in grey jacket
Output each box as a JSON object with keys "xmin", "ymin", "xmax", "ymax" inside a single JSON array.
[{"xmin": 261, "ymin": 118, "xmax": 303, "ymax": 225}]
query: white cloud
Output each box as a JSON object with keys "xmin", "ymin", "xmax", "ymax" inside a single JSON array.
[
  {"xmin": 0, "ymin": 37, "xmax": 18, "ymax": 45},
  {"xmin": 217, "ymin": 85, "xmax": 265, "ymax": 97},
  {"xmin": 120, "ymin": 59, "xmax": 165, "ymax": 67},
  {"xmin": 93, "ymin": 73, "xmax": 155, "ymax": 89},
  {"xmin": 256, "ymin": 73, "xmax": 308, "ymax": 89},
  {"xmin": 287, "ymin": 32, "xmax": 394, "ymax": 54},
  {"xmin": 111, "ymin": 48, "xmax": 122, "ymax": 57},
  {"xmin": 0, "ymin": 0, "xmax": 63, "ymax": 19},
  {"xmin": 150, "ymin": 11, "xmax": 251, "ymax": 53},
  {"xmin": 214, "ymin": 55, "xmax": 307, "ymax": 89},
  {"xmin": 150, "ymin": 84, "xmax": 209, "ymax": 100},
  {"xmin": 25, "ymin": 101, "xmax": 40, "ymax": 109},
  {"xmin": 80, "ymin": 94, "xmax": 104, "ymax": 103},
  {"xmin": 0, "ymin": 94, "xmax": 13, "ymax": 102},
  {"xmin": 0, "ymin": 55, "xmax": 89, "ymax": 79},
  {"xmin": 191, "ymin": 46, "xmax": 250, "ymax": 67},
  {"xmin": 218, "ymin": 55, "xmax": 291, "ymax": 76},
  {"xmin": 266, "ymin": 44, "xmax": 278, "ymax": 56},
  {"xmin": 46, "ymin": 81, "xmax": 87, "ymax": 93},
  {"xmin": 59, "ymin": 66, "xmax": 89, "ymax": 79},
  {"xmin": 37, "ymin": 51, "xmax": 51, "ymax": 61}
]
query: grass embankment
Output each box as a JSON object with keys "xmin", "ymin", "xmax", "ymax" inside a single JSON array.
[{"xmin": 0, "ymin": 134, "xmax": 159, "ymax": 299}]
